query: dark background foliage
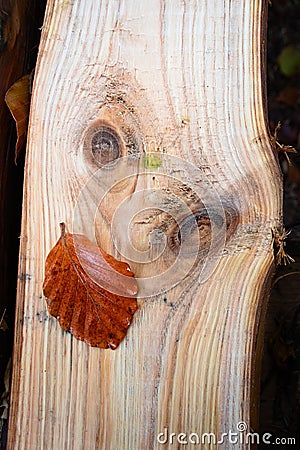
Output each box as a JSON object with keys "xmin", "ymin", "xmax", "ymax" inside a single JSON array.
[{"xmin": 260, "ymin": 0, "xmax": 300, "ymax": 448}]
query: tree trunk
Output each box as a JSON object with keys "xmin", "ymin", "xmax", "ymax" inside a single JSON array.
[{"xmin": 8, "ymin": 1, "xmax": 281, "ymax": 449}]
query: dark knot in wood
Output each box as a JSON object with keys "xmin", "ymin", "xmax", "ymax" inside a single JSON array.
[
  {"xmin": 82, "ymin": 120, "xmax": 124, "ymax": 170},
  {"xmin": 91, "ymin": 127, "xmax": 121, "ymax": 166},
  {"xmin": 167, "ymin": 204, "xmax": 239, "ymax": 258}
]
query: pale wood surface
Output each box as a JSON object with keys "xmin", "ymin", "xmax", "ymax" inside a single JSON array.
[{"xmin": 8, "ymin": 1, "xmax": 281, "ymax": 449}]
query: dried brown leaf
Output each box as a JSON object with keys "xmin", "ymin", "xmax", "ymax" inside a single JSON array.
[
  {"xmin": 5, "ymin": 74, "xmax": 31, "ymax": 163},
  {"xmin": 43, "ymin": 223, "xmax": 138, "ymax": 349},
  {"xmin": 277, "ymin": 86, "xmax": 300, "ymax": 106}
]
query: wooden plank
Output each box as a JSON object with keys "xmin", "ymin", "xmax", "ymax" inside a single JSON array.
[{"xmin": 8, "ymin": 1, "xmax": 281, "ymax": 449}]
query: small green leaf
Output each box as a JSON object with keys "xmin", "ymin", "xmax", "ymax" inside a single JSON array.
[
  {"xmin": 144, "ymin": 153, "xmax": 162, "ymax": 170},
  {"xmin": 278, "ymin": 45, "xmax": 300, "ymax": 77}
]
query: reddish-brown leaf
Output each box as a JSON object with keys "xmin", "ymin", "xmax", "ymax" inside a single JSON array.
[
  {"xmin": 5, "ymin": 74, "xmax": 31, "ymax": 163},
  {"xmin": 43, "ymin": 223, "xmax": 138, "ymax": 349}
]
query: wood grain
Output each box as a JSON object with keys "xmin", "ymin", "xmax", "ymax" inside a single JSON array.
[{"xmin": 8, "ymin": 1, "xmax": 281, "ymax": 449}]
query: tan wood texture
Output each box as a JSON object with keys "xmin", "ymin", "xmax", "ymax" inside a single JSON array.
[{"xmin": 8, "ymin": 1, "xmax": 281, "ymax": 449}]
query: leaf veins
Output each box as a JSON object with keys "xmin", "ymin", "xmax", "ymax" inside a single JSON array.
[{"xmin": 43, "ymin": 223, "xmax": 138, "ymax": 349}]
